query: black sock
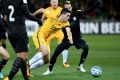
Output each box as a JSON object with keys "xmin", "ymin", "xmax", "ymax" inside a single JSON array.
[
  {"xmin": 20, "ymin": 59, "xmax": 29, "ymax": 80},
  {"xmin": 8, "ymin": 57, "xmax": 24, "ymax": 80},
  {"xmin": 0, "ymin": 58, "xmax": 8, "ymax": 72},
  {"xmin": 78, "ymin": 45, "xmax": 89, "ymax": 66}
]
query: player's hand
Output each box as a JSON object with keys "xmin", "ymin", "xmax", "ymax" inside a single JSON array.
[
  {"xmin": 68, "ymin": 36, "xmax": 73, "ymax": 44},
  {"xmin": 3, "ymin": 15, "xmax": 7, "ymax": 22}
]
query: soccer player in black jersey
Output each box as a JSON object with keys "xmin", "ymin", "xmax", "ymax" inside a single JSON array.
[
  {"xmin": 43, "ymin": 0, "xmax": 102, "ymax": 75},
  {"xmin": 0, "ymin": 2, "xmax": 10, "ymax": 78},
  {"xmin": 0, "ymin": 15, "xmax": 10, "ymax": 79},
  {"xmin": 0, "ymin": 0, "xmax": 41, "ymax": 80}
]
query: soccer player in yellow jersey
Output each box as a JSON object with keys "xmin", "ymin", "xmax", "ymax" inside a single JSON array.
[
  {"xmin": 28, "ymin": 7, "xmax": 73, "ymax": 75},
  {"xmin": 44, "ymin": 5, "xmax": 70, "ymax": 67},
  {"xmin": 28, "ymin": 0, "xmax": 70, "ymax": 72}
]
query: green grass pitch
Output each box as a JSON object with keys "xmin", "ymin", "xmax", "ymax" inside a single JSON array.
[{"xmin": 1, "ymin": 35, "xmax": 120, "ymax": 80}]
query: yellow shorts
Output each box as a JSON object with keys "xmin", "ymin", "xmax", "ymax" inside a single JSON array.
[
  {"xmin": 32, "ymin": 30, "xmax": 64, "ymax": 52},
  {"xmin": 46, "ymin": 30, "xmax": 64, "ymax": 52},
  {"xmin": 32, "ymin": 30, "xmax": 50, "ymax": 51}
]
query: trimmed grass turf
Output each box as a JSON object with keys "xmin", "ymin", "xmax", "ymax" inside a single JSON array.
[{"xmin": 2, "ymin": 35, "xmax": 120, "ymax": 80}]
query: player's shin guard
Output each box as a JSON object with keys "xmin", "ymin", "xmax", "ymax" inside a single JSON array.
[
  {"xmin": 0, "ymin": 58, "xmax": 8, "ymax": 72},
  {"xmin": 8, "ymin": 57, "xmax": 23, "ymax": 80},
  {"xmin": 30, "ymin": 59, "xmax": 44, "ymax": 69},
  {"xmin": 20, "ymin": 59, "xmax": 29, "ymax": 80},
  {"xmin": 29, "ymin": 52, "xmax": 43, "ymax": 65},
  {"xmin": 79, "ymin": 45, "xmax": 89, "ymax": 66}
]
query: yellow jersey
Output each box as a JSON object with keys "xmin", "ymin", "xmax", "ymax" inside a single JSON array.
[
  {"xmin": 39, "ymin": 9, "xmax": 70, "ymax": 39},
  {"xmin": 42, "ymin": 6, "xmax": 62, "ymax": 20}
]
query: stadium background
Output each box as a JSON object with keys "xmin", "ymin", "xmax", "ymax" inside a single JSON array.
[{"xmin": 2, "ymin": 0, "xmax": 120, "ymax": 80}]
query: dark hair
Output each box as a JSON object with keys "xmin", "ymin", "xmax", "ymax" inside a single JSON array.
[
  {"xmin": 60, "ymin": 8, "xmax": 71, "ymax": 15},
  {"xmin": 64, "ymin": 0, "xmax": 71, "ymax": 4}
]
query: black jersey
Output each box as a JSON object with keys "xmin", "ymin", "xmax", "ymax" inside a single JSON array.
[
  {"xmin": 1, "ymin": 0, "xmax": 41, "ymax": 32},
  {"xmin": 62, "ymin": 10, "xmax": 82, "ymax": 40},
  {"xmin": 2, "ymin": 0, "xmax": 28, "ymax": 22},
  {"xmin": 69, "ymin": 10, "xmax": 82, "ymax": 40},
  {"xmin": 63, "ymin": 0, "xmax": 101, "ymax": 40}
]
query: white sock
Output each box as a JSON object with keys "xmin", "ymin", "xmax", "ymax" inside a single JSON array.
[
  {"xmin": 29, "ymin": 52, "xmax": 43, "ymax": 65},
  {"xmin": 62, "ymin": 49, "xmax": 68, "ymax": 64},
  {"xmin": 30, "ymin": 59, "xmax": 44, "ymax": 69}
]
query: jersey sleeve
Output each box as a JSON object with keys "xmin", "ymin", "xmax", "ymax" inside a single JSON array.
[
  {"xmin": 63, "ymin": 21, "xmax": 70, "ymax": 28},
  {"xmin": 65, "ymin": 21, "xmax": 70, "ymax": 27},
  {"xmin": 21, "ymin": 0, "xmax": 42, "ymax": 25}
]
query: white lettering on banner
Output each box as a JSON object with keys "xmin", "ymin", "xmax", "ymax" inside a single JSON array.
[
  {"xmin": 80, "ymin": 22, "xmax": 99, "ymax": 34},
  {"xmin": 101, "ymin": 22, "xmax": 120, "ymax": 34},
  {"xmin": 90, "ymin": 22, "xmax": 99, "ymax": 34},
  {"xmin": 115, "ymin": 22, "xmax": 120, "ymax": 34},
  {"xmin": 101, "ymin": 22, "xmax": 108, "ymax": 34}
]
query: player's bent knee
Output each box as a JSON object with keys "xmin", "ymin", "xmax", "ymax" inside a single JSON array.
[{"xmin": 17, "ymin": 52, "xmax": 28, "ymax": 60}]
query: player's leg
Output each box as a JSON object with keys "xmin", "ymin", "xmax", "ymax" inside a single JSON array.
[
  {"xmin": 75, "ymin": 38, "xmax": 89, "ymax": 72},
  {"xmin": 43, "ymin": 39, "xmax": 71, "ymax": 75},
  {"xmin": 56, "ymin": 31, "xmax": 69, "ymax": 67},
  {"xmin": 29, "ymin": 52, "xmax": 43, "ymax": 67},
  {"xmin": 30, "ymin": 42, "xmax": 50, "ymax": 70},
  {"xmin": 78, "ymin": 43, "xmax": 88, "ymax": 72},
  {"xmin": 28, "ymin": 32, "xmax": 44, "ymax": 66},
  {"xmin": 62, "ymin": 49, "xmax": 69, "ymax": 67},
  {"xmin": 29, "ymin": 59, "xmax": 44, "ymax": 69},
  {"xmin": 29, "ymin": 49, "xmax": 50, "ymax": 70},
  {"xmin": 6, "ymin": 32, "xmax": 29, "ymax": 80},
  {"xmin": 29, "ymin": 32, "xmax": 49, "ymax": 68},
  {"xmin": 0, "ymin": 46, "xmax": 10, "ymax": 78}
]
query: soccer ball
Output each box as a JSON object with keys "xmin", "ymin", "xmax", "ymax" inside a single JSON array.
[{"xmin": 90, "ymin": 66, "xmax": 102, "ymax": 77}]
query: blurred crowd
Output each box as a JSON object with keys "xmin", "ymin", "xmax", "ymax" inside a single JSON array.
[{"xmin": 31, "ymin": 0, "xmax": 120, "ymax": 20}]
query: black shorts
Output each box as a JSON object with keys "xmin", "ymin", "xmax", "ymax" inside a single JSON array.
[
  {"xmin": 61, "ymin": 37, "xmax": 88, "ymax": 49},
  {"xmin": 8, "ymin": 23, "xmax": 28, "ymax": 53},
  {"xmin": 73, "ymin": 38, "xmax": 88, "ymax": 49}
]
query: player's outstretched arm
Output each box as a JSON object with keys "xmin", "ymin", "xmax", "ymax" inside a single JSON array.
[
  {"xmin": 21, "ymin": 4, "xmax": 42, "ymax": 25},
  {"xmin": 32, "ymin": 8, "xmax": 45, "ymax": 16},
  {"xmin": 82, "ymin": 0, "xmax": 103, "ymax": 15},
  {"xmin": 65, "ymin": 27, "xmax": 73, "ymax": 44}
]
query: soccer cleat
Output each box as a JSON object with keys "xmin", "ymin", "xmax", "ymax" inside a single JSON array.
[
  {"xmin": 63, "ymin": 63, "xmax": 70, "ymax": 68},
  {"xmin": 27, "ymin": 69, "xmax": 34, "ymax": 77},
  {"xmin": 43, "ymin": 69, "xmax": 53, "ymax": 76},
  {"xmin": 3, "ymin": 77, "xmax": 9, "ymax": 80},
  {"xmin": 77, "ymin": 64, "xmax": 86, "ymax": 72},
  {"xmin": 27, "ymin": 62, "xmax": 34, "ymax": 77},
  {"xmin": 0, "ymin": 72, "xmax": 4, "ymax": 79}
]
